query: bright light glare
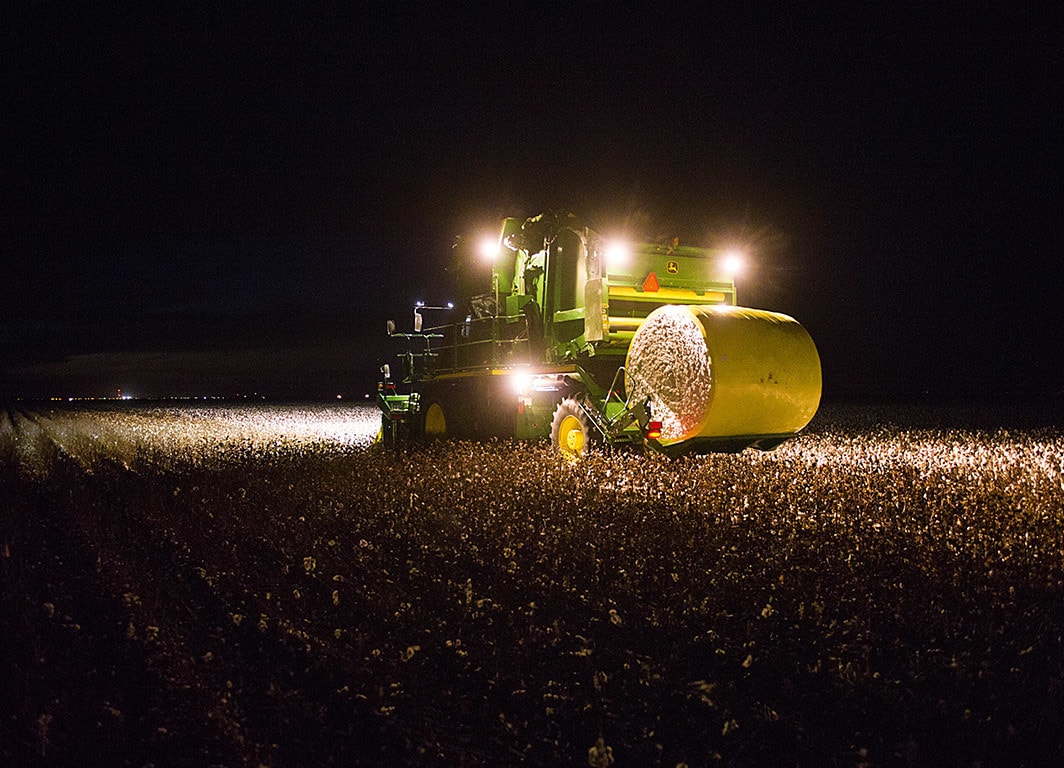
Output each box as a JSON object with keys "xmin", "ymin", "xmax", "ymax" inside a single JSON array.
[
  {"xmin": 511, "ymin": 372, "xmax": 533, "ymax": 395},
  {"xmin": 605, "ymin": 241, "xmax": 629, "ymax": 269},
  {"xmin": 480, "ymin": 237, "xmax": 499, "ymax": 261},
  {"xmin": 722, "ymin": 250, "xmax": 744, "ymax": 277}
]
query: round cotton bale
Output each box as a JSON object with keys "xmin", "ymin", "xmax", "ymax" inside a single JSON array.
[{"xmin": 625, "ymin": 305, "xmax": 822, "ymax": 446}]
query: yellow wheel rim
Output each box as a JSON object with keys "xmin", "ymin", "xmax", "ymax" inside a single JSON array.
[
  {"xmin": 424, "ymin": 403, "xmax": 447, "ymax": 437},
  {"xmin": 559, "ymin": 414, "xmax": 585, "ymax": 457}
]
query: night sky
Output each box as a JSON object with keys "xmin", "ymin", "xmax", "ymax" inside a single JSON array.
[{"xmin": 4, "ymin": 4, "xmax": 1061, "ymax": 401}]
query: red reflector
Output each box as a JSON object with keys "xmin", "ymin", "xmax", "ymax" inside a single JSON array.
[
  {"xmin": 647, "ymin": 420, "xmax": 662, "ymax": 440},
  {"xmin": 642, "ymin": 272, "xmax": 660, "ymax": 292}
]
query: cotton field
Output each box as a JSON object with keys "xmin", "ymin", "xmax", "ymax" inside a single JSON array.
[{"xmin": 3, "ymin": 400, "xmax": 1063, "ymax": 767}]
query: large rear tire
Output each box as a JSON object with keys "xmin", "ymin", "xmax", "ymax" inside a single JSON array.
[{"xmin": 551, "ymin": 398, "xmax": 592, "ymax": 460}]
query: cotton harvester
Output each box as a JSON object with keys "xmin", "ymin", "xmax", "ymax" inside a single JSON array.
[{"xmin": 378, "ymin": 212, "xmax": 821, "ymax": 459}]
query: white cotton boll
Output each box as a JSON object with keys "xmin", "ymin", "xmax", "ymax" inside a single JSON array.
[{"xmin": 626, "ymin": 306, "xmax": 713, "ymax": 443}]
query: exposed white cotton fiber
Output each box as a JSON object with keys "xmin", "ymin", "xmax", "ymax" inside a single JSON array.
[{"xmin": 625, "ymin": 306, "xmax": 712, "ymax": 442}]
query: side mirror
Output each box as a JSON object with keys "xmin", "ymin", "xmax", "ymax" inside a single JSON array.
[
  {"xmin": 413, "ymin": 312, "xmax": 423, "ymax": 333},
  {"xmin": 386, "ymin": 319, "xmax": 396, "ymax": 335},
  {"xmin": 381, "ymin": 364, "xmax": 391, "ymax": 380}
]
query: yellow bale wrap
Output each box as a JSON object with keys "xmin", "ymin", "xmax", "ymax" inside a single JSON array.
[{"xmin": 625, "ymin": 305, "xmax": 822, "ymax": 448}]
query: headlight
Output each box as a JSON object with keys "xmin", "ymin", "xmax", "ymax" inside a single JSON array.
[
  {"xmin": 511, "ymin": 372, "xmax": 533, "ymax": 395},
  {"xmin": 721, "ymin": 250, "xmax": 744, "ymax": 277},
  {"xmin": 605, "ymin": 240, "xmax": 630, "ymax": 270},
  {"xmin": 480, "ymin": 237, "xmax": 500, "ymax": 261}
]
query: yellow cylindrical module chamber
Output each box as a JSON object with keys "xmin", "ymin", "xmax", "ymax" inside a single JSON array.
[{"xmin": 625, "ymin": 305, "xmax": 822, "ymax": 450}]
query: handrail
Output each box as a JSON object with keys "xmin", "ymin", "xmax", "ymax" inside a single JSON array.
[{"xmin": 410, "ymin": 313, "xmax": 534, "ymax": 373}]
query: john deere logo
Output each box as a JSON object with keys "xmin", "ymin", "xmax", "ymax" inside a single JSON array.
[{"xmin": 666, "ymin": 260, "xmax": 679, "ymax": 275}]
